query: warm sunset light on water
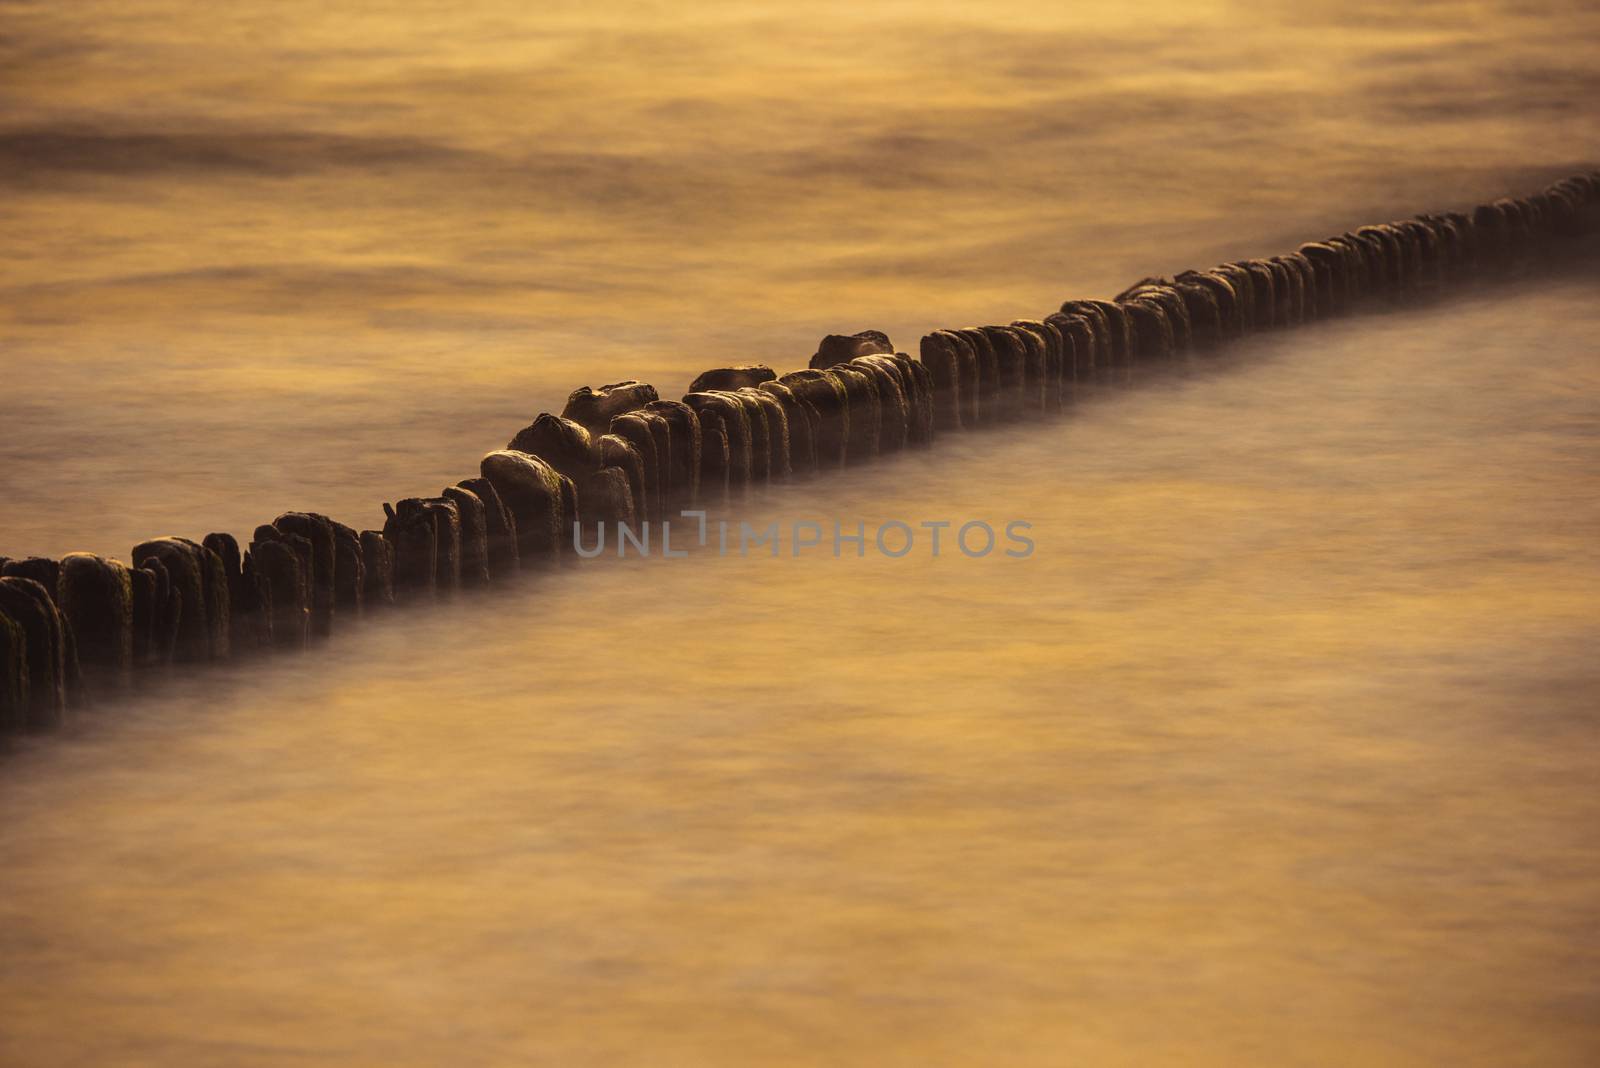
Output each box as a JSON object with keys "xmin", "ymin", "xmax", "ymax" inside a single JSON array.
[{"xmin": 1, "ymin": 1, "xmax": 1598, "ymax": 1064}]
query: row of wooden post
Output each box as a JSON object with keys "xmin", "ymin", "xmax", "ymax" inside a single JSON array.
[{"xmin": 2, "ymin": 171, "xmax": 1596, "ymax": 735}]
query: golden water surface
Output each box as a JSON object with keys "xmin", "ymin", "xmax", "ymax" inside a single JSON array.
[{"xmin": 1, "ymin": 1, "xmax": 1598, "ymax": 1064}]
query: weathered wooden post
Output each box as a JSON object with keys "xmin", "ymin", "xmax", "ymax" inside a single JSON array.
[
  {"xmin": 681, "ymin": 394, "xmax": 753, "ymax": 492},
  {"xmin": 0, "ymin": 577, "xmax": 66, "ymax": 730},
  {"xmin": 329, "ymin": 521, "xmax": 367, "ymax": 616},
  {"xmin": 132, "ymin": 537, "xmax": 226, "ymax": 663},
  {"xmin": 249, "ymin": 527, "xmax": 311, "ymax": 650},
  {"xmin": 480, "ymin": 449, "xmax": 567, "ymax": 562},
  {"xmin": 273, "ymin": 514, "xmax": 335, "ymax": 637},
  {"xmin": 0, "ymin": 604, "xmax": 26, "ymax": 732},
  {"xmin": 2, "ymin": 557, "xmax": 60, "ymax": 598},
  {"xmin": 57, "ymin": 553, "xmax": 133, "ymax": 699},
  {"xmin": 561, "ymin": 380, "xmax": 660, "ymax": 438},
  {"xmin": 456, "ymin": 478, "xmax": 518, "ymax": 580},
  {"xmin": 643, "ymin": 400, "xmax": 701, "ymax": 507},
  {"xmin": 359, "ymin": 530, "xmax": 396, "ymax": 609},
  {"xmin": 441, "ymin": 486, "xmax": 491, "ymax": 588},
  {"xmin": 381, "ymin": 503, "xmax": 438, "ymax": 601},
  {"xmin": 777, "ymin": 370, "xmax": 848, "ymax": 471},
  {"xmin": 758, "ymin": 381, "xmax": 816, "ymax": 477}
]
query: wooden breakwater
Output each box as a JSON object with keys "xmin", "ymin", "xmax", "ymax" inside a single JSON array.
[{"xmin": 2, "ymin": 172, "xmax": 1598, "ymax": 735}]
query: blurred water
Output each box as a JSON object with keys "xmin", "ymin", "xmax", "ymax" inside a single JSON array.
[
  {"xmin": 2, "ymin": 1, "xmax": 1600, "ymax": 1065},
  {"xmin": 2, "ymin": 0, "xmax": 1598, "ymax": 555}
]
